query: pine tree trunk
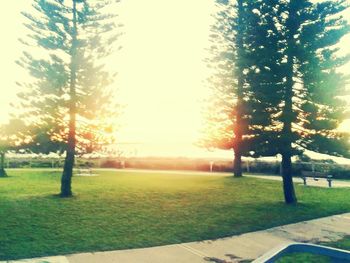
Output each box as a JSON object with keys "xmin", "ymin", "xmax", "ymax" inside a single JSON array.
[
  {"xmin": 61, "ymin": 143, "xmax": 74, "ymax": 197},
  {"xmin": 0, "ymin": 152, "xmax": 7, "ymax": 177},
  {"xmin": 233, "ymin": 108, "xmax": 243, "ymax": 178},
  {"xmin": 60, "ymin": 0, "xmax": 78, "ymax": 197},
  {"xmin": 233, "ymin": 149, "xmax": 242, "ymax": 177},
  {"xmin": 280, "ymin": 6, "xmax": 298, "ymax": 204},
  {"xmin": 280, "ymin": 62, "xmax": 297, "ymax": 204},
  {"xmin": 281, "ymin": 152, "xmax": 296, "ymax": 203},
  {"xmin": 233, "ymin": 98, "xmax": 244, "ymax": 177},
  {"xmin": 281, "ymin": 73, "xmax": 297, "ymax": 204},
  {"xmin": 232, "ymin": 0, "xmax": 244, "ymax": 178}
]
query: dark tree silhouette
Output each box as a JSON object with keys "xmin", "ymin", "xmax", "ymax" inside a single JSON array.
[{"xmin": 17, "ymin": 0, "xmax": 122, "ymax": 197}]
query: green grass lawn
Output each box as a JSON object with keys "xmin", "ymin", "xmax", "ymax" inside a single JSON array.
[
  {"xmin": 276, "ymin": 236, "xmax": 350, "ymax": 262},
  {"xmin": 276, "ymin": 252, "xmax": 331, "ymax": 263},
  {"xmin": 326, "ymin": 236, "xmax": 350, "ymax": 251},
  {"xmin": 0, "ymin": 169, "xmax": 350, "ymax": 260}
]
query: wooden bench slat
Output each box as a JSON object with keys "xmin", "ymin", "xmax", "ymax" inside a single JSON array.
[
  {"xmin": 300, "ymin": 170, "xmax": 333, "ymax": 187},
  {"xmin": 301, "ymin": 171, "xmax": 331, "ymax": 178}
]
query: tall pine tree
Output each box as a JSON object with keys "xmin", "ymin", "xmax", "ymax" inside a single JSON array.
[
  {"xmin": 202, "ymin": 0, "xmax": 282, "ymax": 176},
  {"xmin": 206, "ymin": 0, "xmax": 349, "ymax": 203},
  {"xmin": 202, "ymin": 0, "xmax": 257, "ymax": 177},
  {"xmin": 274, "ymin": 0, "xmax": 350, "ymax": 203},
  {"xmin": 17, "ymin": 0, "xmax": 121, "ymax": 197}
]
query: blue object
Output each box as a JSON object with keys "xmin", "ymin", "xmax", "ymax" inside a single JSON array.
[{"xmin": 252, "ymin": 242, "xmax": 350, "ymax": 262}]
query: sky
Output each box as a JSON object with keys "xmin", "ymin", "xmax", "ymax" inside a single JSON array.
[
  {"xmin": 114, "ymin": 0, "xmax": 215, "ymax": 144},
  {"xmin": 0, "ymin": 0, "xmax": 349, "ymax": 158},
  {"xmin": 0, "ymin": 0, "xmax": 215, "ymax": 150}
]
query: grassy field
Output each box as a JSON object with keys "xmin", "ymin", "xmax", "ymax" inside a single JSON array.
[
  {"xmin": 0, "ymin": 169, "xmax": 350, "ymax": 260},
  {"xmin": 277, "ymin": 236, "xmax": 350, "ymax": 262},
  {"xmin": 277, "ymin": 252, "xmax": 330, "ymax": 263}
]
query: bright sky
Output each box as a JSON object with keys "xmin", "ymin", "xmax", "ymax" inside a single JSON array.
[
  {"xmin": 114, "ymin": 0, "xmax": 214, "ymax": 144},
  {"xmin": 0, "ymin": 0, "xmax": 349, "ymax": 157},
  {"xmin": 0, "ymin": 0, "xmax": 214, "ymax": 146}
]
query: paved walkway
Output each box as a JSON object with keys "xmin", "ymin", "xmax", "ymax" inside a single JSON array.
[
  {"xmin": 99, "ymin": 168, "xmax": 350, "ymax": 188},
  {"xmin": 3, "ymin": 213, "xmax": 350, "ymax": 263},
  {"xmin": 247, "ymin": 174, "xmax": 350, "ymax": 188},
  {"xmin": 103, "ymin": 168, "xmax": 350, "ymax": 188}
]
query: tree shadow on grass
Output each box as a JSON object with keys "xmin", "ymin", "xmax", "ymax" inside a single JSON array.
[
  {"xmin": 31, "ymin": 192, "xmax": 80, "ymax": 202},
  {"xmin": 0, "ymin": 175, "xmax": 13, "ymax": 178}
]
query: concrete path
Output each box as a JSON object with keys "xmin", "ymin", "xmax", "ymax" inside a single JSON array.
[
  {"xmin": 3, "ymin": 213, "xmax": 350, "ymax": 263},
  {"xmin": 247, "ymin": 174, "xmax": 350, "ymax": 188},
  {"xmin": 99, "ymin": 169, "xmax": 350, "ymax": 188},
  {"xmin": 99, "ymin": 168, "xmax": 350, "ymax": 188}
]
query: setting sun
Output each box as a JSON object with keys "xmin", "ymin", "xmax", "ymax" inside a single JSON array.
[
  {"xmin": 0, "ymin": 0, "xmax": 349, "ymax": 158},
  {"xmin": 0, "ymin": 0, "xmax": 218, "ymax": 156}
]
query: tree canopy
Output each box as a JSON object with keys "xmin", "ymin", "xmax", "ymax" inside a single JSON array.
[
  {"xmin": 17, "ymin": 0, "xmax": 122, "ymax": 196},
  {"xmin": 202, "ymin": 0, "xmax": 350, "ymax": 203}
]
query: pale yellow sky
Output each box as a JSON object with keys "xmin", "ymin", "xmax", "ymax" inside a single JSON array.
[
  {"xmin": 0, "ymin": 0, "xmax": 215, "ymax": 146},
  {"xmin": 0, "ymin": 0, "xmax": 349, "ymax": 152},
  {"xmin": 114, "ymin": 0, "xmax": 215, "ymax": 143}
]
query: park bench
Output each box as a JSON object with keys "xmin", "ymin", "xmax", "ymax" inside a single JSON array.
[
  {"xmin": 77, "ymin": 167, "xmax": 92, "ymax": 176},
  {"xmin": 300, "ymin": 171, "xmax": 333, "ymax": 187}
]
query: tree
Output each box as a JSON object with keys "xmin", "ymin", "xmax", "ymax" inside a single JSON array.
[
  {"xmin": 243, "ymin": 0, "xmax": 350, "ymax": 203},
  {"xmin": 272, "ymin": 0, "xmax": 350, "ymax": 203},
  {"xmin": 243, "ymin": 0, "xmax": 286, "ymax": 158},
  {"xmin": 17, "ymin": 0, "xmax": 121, "ymax": 197},
  {"xmin": 202, "ymin": 0, "xmax": 258, "ymax": 177},
  {"xmin": 205, "ymin": 0, "xmax": 350, "ymax": 203},
  {"xmin": 201, "ymin": 0, "xmax": 282, "ymax": 176}
]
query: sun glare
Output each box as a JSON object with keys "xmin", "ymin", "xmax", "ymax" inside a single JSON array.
[
  {"xmin": 114, "ymin": 0, "xmax": 215, "ymax": 145},
  {"xmin": 0, "ymin": 0, "xmax": 215, "ymax": 153},
  {"xmin": 0, "ymin": 0, "xmax": 349, "ymax": 157}
]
